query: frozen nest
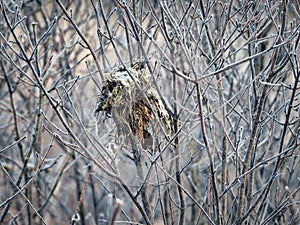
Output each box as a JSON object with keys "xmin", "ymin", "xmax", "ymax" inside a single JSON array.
[{"xmin": 95, "ymin": 63, "xmax": 173, "ymax": 148}]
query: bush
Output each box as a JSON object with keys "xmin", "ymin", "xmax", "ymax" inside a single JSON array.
[{"xmin": 0, "ymin": 1, "xmax": 299, "ymax": 224}]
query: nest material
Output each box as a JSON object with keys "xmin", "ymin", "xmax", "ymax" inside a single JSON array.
[{"xmin": 95, "ymin": 64, "xmax": 173, "ymax": 148}]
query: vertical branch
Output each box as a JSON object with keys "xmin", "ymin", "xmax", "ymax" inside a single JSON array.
[
  {"xmin": 216, "ymin": 72, "xmax": 228, "ymax": 224},
  {"xmin": 1, "ymin": 62, "xmax": 24, "ymax": 162},
  {"xmin": 130, "ymin": 139, "xmax": 152, "ymax": 224},
  {"xmin": 89, "ymin": 165, "xmax": 99, "ymax": 223},
  {"xmin": 196, "ymin": 82, "xmax": 220, "ymax": 225},
  {"xmin": 216, "ymin": 2, "xmax": 235, "ymax": 223},
  {"xmin": 236, "ymin": 76, "xmax": 268, "ymax": 224},
  {"xmin": 109, "ymin": 198, "xmax": 123, "ymax": 225},
  {"xmin": 71, "ymin": 166, "xmax": 91, "ymax": 225},
  {"xmin": 172, "ymin": 59, "xmax": 186, "ymax": 225}
]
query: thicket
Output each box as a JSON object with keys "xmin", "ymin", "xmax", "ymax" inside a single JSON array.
[{"xmin": 0, "ymin": 1, "xmax": 299, "ymax": 224}]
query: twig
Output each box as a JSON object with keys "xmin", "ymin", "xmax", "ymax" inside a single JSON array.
[{"xmin": 55, "ymin": 0, "xmax": 104, "ymax": 80}]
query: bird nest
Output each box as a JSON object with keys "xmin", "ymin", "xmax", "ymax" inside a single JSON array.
[{"xmin": 95, "ymin": 64, "xmax": 173, "ymax": 148}]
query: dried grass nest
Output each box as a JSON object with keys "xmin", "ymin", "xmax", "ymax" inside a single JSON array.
[{"xmin": 95, "ymin": 63, "xmax": 173, "ymax": 148}]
